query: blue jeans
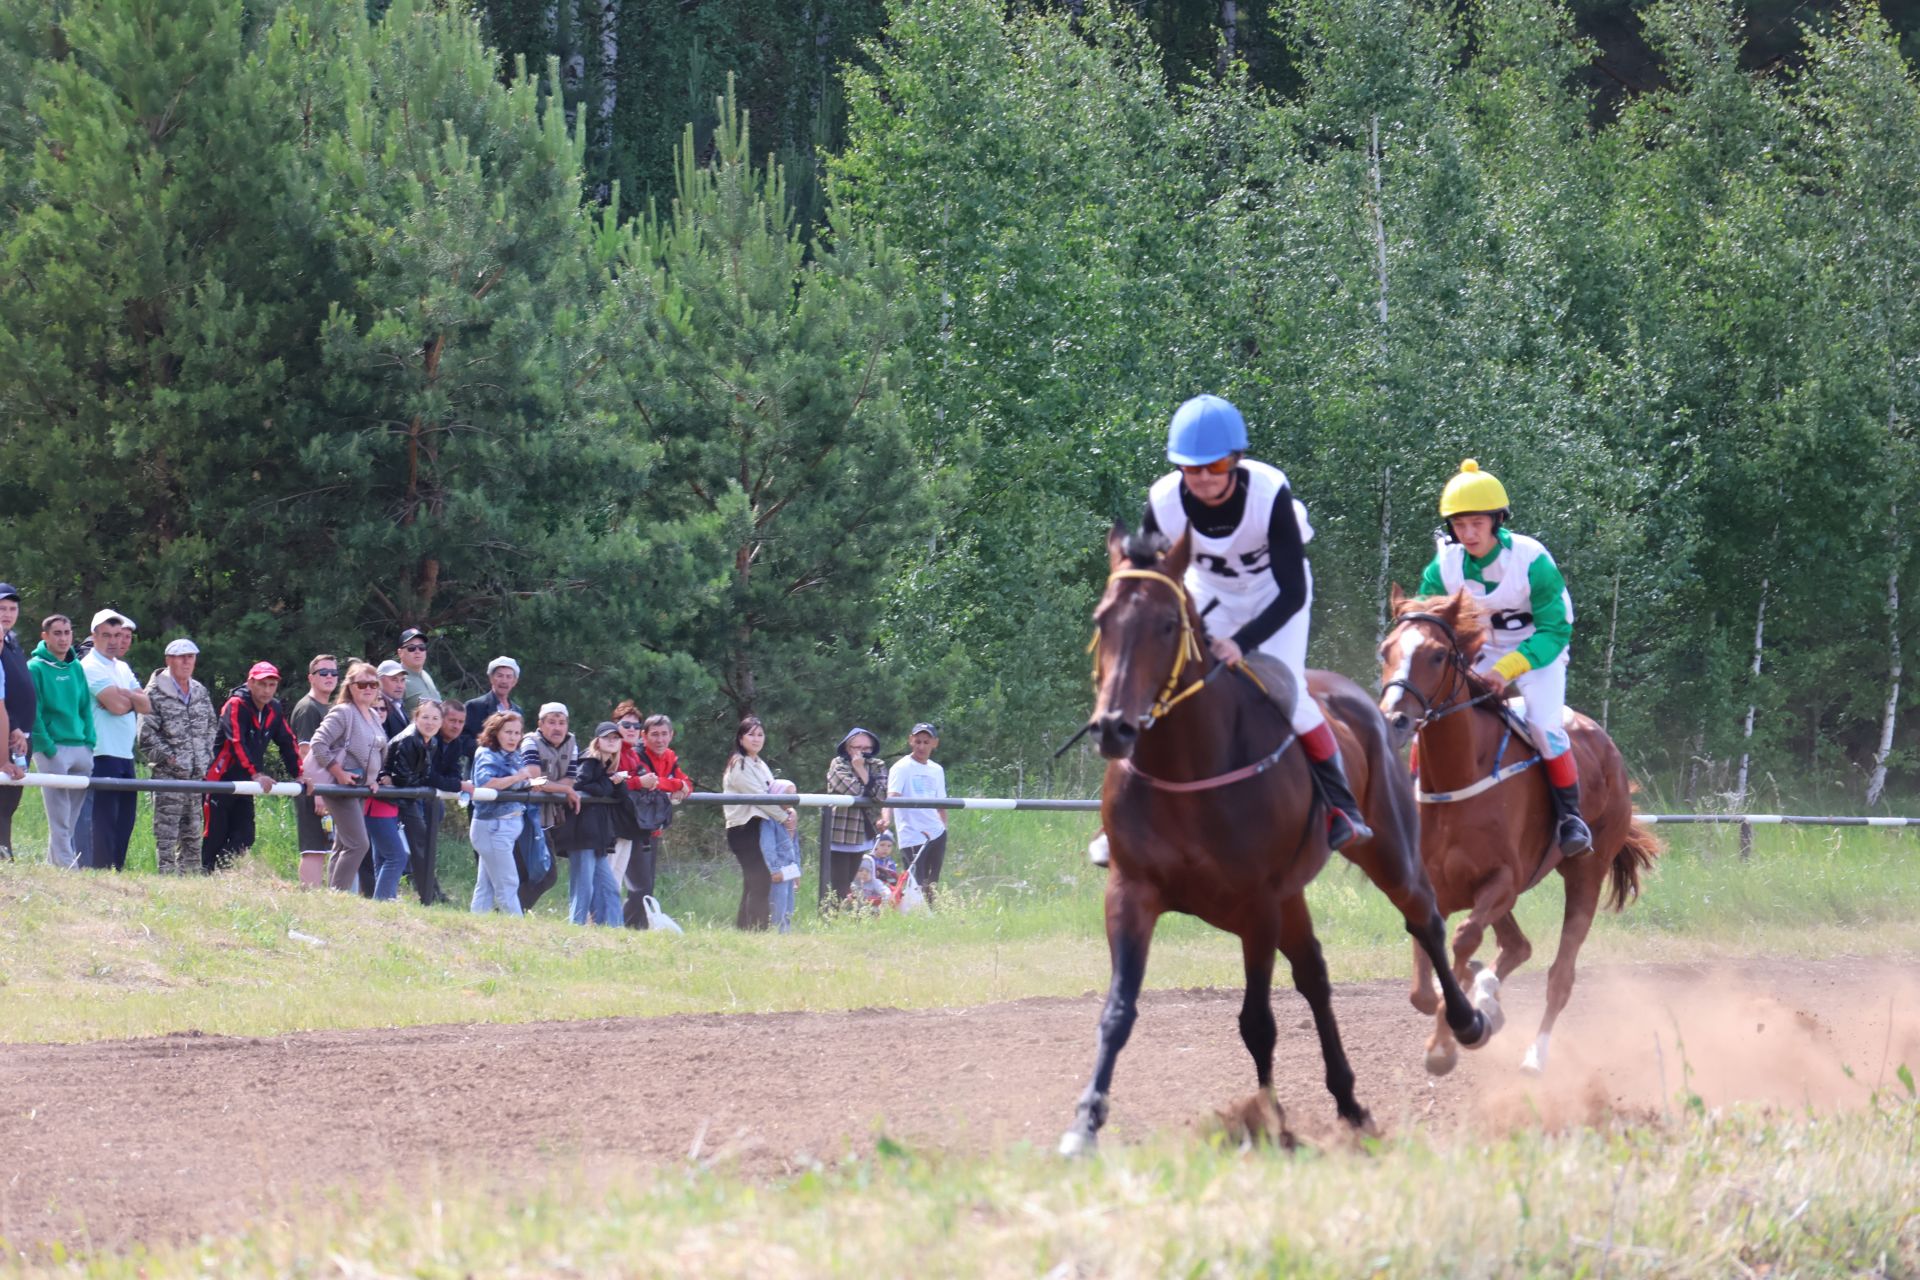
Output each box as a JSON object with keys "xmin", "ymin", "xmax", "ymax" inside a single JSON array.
[
  {"xmin": 367, "ymin": 814, "xmax": 410, "ymax": 901},
  {"xmin": 759, "ymin": 818, "xmax": 799, "ymax": 933},
  {"xmin": 567, "ymin": 848, "xmax": 622, "ymax": 926},
  {"xmin": 470, "ymin": 813, "xmax": 524, "ymax": 915}
]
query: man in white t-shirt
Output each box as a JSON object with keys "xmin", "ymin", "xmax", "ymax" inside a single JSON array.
[
  {"xmin": 887, "ymin": 723, "xmax": 949, "ymax": 905},
  {"xmin": 80, "ymin": 609, "xmax": 149, "ymax": 871}
]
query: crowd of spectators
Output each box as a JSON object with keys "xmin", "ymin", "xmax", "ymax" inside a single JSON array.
[{"xmin": 0, "ymin": 587, "xmax": 952, "ymax": 931}]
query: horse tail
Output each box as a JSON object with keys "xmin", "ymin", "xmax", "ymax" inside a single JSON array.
[{"xmin": 1606, "ymin": 817, "xmax": 1662, "ymax": 912}]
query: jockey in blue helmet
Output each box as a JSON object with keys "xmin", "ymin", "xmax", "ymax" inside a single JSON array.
[{"xmin": 1136, "ymin": 395, "xmax": 1373, "ymax": 850}]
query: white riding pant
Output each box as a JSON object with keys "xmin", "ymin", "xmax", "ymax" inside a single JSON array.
[
  {"xmin": 1471, "ymin": 650, "xmax": 1570, "ymax": 757},
  {"xmin": 1188, "ymin": 568, "xmax": 1326, "ymax": 735}
]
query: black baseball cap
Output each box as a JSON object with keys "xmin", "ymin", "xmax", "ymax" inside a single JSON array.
[
  {"xmin": 0, "ymin": 583, "xmax": 19, "ymax": 602},
  {"xmin": 397, "ymin": 628, "xmax": 428, "ymax": 647},
  {"xmin": 910, "ymin": 722, "xmax": 940, "ymax": 737}
]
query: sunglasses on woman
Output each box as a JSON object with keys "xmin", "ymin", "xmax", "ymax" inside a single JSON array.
[
  {"xmin": 350, "ymin": 679, "xmax": 380, "ymax": 690},
  {"xmin": 618, "ymin": 720, "xmax": 641, "ymax": 730},
  {"xmin": 1178, "ymin": 457, "xmax": 1236, "ymax": 476}
]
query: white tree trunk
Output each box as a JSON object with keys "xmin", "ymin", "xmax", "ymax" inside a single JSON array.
[
  {"xmin": 1368, "ymin": 115, "xmax": 1392, "ymax": 637},
  {"xmin": 1368, "ymin": 116, "xmax": 1389, "ymax": 325},
  {"xmin": 1217, "ymin": 2, "xmax": 1238, "ymax": 79},
  {"xmin": 1600, "ymin": 567, "xmax": 1621, "ymax": 732},
  {"xmin": 1735, "ymin": 576, "xmax": 1767, "ymax": 809},
  {"xmin": 1868, "ymin": 515, "xmax": 1901, "ymax": 807},
  {"xmin": 1376, "ymin": 465, "xmax": 1393, "ymax": 643}
]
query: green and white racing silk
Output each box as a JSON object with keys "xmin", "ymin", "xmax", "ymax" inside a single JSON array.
[{"xmin": 1417, "ymin": 528, "xmax": 1572, "ymax": 681}]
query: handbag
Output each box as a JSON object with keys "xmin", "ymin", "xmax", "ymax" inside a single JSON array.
[{"xmin": 629, "ymin": 786, "xmax": 675, "ymax": 832}]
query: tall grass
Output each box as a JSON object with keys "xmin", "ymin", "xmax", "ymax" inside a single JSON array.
[{"xmin": 9, "ymin": 1099, "xmax": 1915, "ymax": 1277}]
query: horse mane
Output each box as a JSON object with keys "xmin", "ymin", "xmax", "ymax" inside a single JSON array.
[
  {"xmin": 1394, "ymin": 591, "xmax": 1489, "ymax": 661},
  {"xmin": 1122, "ymin": 529, "xmax": 1168, "ymax": 569}
]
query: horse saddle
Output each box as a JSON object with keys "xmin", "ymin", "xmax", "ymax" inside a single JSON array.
[{"xmin": 1233, "ymin": 653, "xmax": 1298, "ymax": 725}]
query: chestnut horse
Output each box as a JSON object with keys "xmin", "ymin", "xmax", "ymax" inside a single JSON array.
[
  {"xmin": 1059, "ymin": 529, "xmax": 1490, "ymax": 1157},
  {"xmin": 1378, "ymin": 588, "xmax": 1661, "ymax": 1075}
]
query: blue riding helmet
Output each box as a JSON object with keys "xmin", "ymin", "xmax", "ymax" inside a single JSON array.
[{"xmin": 1165, "ymin": 394, "xmax": 1249, "ymax": 466}]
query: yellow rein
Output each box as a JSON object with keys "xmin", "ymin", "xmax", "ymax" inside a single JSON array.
[{"xmin": 1089, "ymin": 568, "xmax": 1212, "ymax": 728}]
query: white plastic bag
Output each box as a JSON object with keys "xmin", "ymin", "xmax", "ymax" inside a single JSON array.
[
  {"xmin": 895, "ymin": 873, "xmax": 928, "ymax": 914},
  {"xmin": 641, "ymin": 894, "xmax": 683, "ymax": 934}
]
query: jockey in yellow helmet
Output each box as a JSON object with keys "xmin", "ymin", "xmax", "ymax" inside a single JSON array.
[{"xmin": 1418, "ymin": 461, "xmax": 1592, "ymax": 856}]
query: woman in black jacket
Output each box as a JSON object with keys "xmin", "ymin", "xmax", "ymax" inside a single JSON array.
[
  {"xmin": 561, "ymin": 723, "xmax": 626, "ymax": 927},
  {"xmin": 382, "ymin": 701, "xmax": 442, "ymax": 906}
]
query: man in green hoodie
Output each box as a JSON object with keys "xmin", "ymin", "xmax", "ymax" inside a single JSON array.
[{"xmin": 28, "ymin": 614, "xmax": 95, "ymax": 867}]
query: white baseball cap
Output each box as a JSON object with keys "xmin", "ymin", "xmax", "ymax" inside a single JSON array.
[
  {"xmin": 538, "ymin": 701, "xmax": 568, "ymax": 719},
  {"xmin": 90, "ymin": 608, "xmax": 136, "ymax": 632}
]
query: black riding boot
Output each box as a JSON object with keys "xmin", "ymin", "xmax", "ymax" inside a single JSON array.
[
  {"xmin": 1551, "ymin": 782, "xmax": 1593, "ymax": 856},
  {"xmin": 1306, "ymin": 751, "xmax": 1374, "ymax": 850}
]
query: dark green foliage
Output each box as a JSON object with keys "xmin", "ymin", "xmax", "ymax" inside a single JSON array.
[{"xmin": 616, "ymin": 79, "xmax": 925, "ymax": 749}]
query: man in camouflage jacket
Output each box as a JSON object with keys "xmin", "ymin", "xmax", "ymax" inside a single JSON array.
[{"xmin": 138, "ymin": 639, "xmax": 219, "ymax": 874}]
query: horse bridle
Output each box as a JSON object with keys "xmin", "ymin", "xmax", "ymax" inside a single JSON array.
[
  {"xmin": 1381, "ymin": 611, "xmax": 1499, "ymax": 731},
  {"xmin": 1089, "ymin": 568, "xmax": 1213, "ymax": 731}
]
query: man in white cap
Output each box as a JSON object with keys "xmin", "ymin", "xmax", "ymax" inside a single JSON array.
[
  {"xmin": 79, "ymin": 608, "xmax": 148, "ymax": 870},
  {"xmin": 463, "ymin": 655, "xmax": 522, "ymax": 733},
  {"xmin": 138, "ymin": 639, "xmax": 218, "ymax": 874}
]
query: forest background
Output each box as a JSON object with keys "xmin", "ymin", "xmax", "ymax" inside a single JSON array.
[{"xmin": 3, "ymin": 0, "xmax": 1919, "ymax": 809}]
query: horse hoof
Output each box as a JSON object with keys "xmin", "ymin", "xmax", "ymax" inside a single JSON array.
[
  {"xmin": 1425, "ymin": 1046, "xmax": 1458, "ymax": 1077},
  {"xmin": 1058, "ymin": 1128, "xmax": 1098, "ymax": 1159},
  {"xmin": 1450, "ymin": 1006, "xmax": 1492, "ymax": 1051},
  {"xmin": 1520, "ymin": 1038, "xmax": 1549, "ymax": 1076}
]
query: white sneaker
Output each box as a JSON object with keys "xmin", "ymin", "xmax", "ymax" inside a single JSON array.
[{"xmin": 1088, "ymin": 831, "xmax": 1110, "ymax": 867}]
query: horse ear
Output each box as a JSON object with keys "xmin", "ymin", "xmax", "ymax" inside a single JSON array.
[
  {"xmin": 1389, "ymin": 582, "xmax": 1408, "ymax": 613},
  {"xmin": 1164, "ymin": 529, "xmax": 1192, "ymax": 577},
  {"xmin": 1444, "ymin": 586, "xmax": 1472, "ymax": 621},
  {"xmin": 1107, "ymin": 522, "xmax": 1128, "ymax": 570}
]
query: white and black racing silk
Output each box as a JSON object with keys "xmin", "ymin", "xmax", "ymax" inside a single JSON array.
[
  {"xmin": 1142, "ymin": 460, "xmax": 1315, "ymax": 651},
  {"xmin": 1148, "ymin": 461, "xmax": 1311, "ymax": 594}
]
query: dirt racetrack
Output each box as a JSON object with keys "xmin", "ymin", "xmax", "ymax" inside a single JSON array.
[{"xmin": 3, "ymin": 956, "xmax": 1915, "ymax": 1252}]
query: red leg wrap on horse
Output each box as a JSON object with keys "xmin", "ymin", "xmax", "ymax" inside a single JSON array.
[
  {"xmin": 1301, "ymin": 722, "xmax": 1338, "ymax": 763},
  {"xmin": 1544, "ymin": 750, "xmax": 1578, "ymax": 789}
]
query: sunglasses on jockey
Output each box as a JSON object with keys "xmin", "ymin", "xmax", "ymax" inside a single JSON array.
[{"xmin": 1177, "ymin": 456, "xmax": 1236, "ymax": 476}]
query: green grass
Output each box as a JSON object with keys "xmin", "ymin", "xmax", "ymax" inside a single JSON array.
[
  {"xmin": 8, "ymin": 1100, "xmax": 1916, "ymax": 1277},
  {"xmin": 0, "ymin": 804, "xmax": 1914, "ymax": 1043}
]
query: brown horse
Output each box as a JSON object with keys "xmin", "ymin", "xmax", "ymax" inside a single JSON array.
[
  {"xmin": 1060, "ymin": 529, "xmax": 1490, "ymax": 1157},
  {"xmin": 1378, "ymin": 588, "xmax": 1661, "ymax": 1076}
]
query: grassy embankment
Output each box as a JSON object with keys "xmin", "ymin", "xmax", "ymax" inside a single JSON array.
[
  {"xmin": 0, "ymin": 797, "xmax": 1914, "ymax": 1043},
  {"xmin": 9, "ymin": 1099, "xmax": 1917, "ymax": 1277}
]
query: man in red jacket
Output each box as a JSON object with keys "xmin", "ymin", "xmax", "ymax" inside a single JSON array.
[
  {"xmin": 203, "ymin": 661, "xmax": 300, "ymax": 872},
  {"xmin": 619, "ymin": 713, "xmax": 693, "ymax": 929}
]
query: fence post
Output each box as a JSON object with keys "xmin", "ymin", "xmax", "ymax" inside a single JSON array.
[{"xmin": 1738, "ymin": 819, "xmax": 1753, "ymax": 861}]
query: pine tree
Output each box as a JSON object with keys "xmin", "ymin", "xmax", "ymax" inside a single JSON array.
[{"xmin": 617, "ymin": 77, "xmax": 924, "ymax": 744}]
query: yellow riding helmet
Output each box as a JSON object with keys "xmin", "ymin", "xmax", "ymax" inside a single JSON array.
[{"xmin": 1438, "ymin": 459, "xmax": 1510, "ymax": 517}]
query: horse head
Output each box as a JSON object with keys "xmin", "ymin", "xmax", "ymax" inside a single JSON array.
[
  {"xmin": 1377, "ymin": 586, "xmax": 1486, "ymax": 749},
  {"xmin": 1090, "ymin": 524, "xmax": 1200, "ymax": 759}
]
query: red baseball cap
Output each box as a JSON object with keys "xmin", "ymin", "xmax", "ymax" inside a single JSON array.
[{"xmin": 247, "ymin": 661, "xmax": 281, "ymax": 681}]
